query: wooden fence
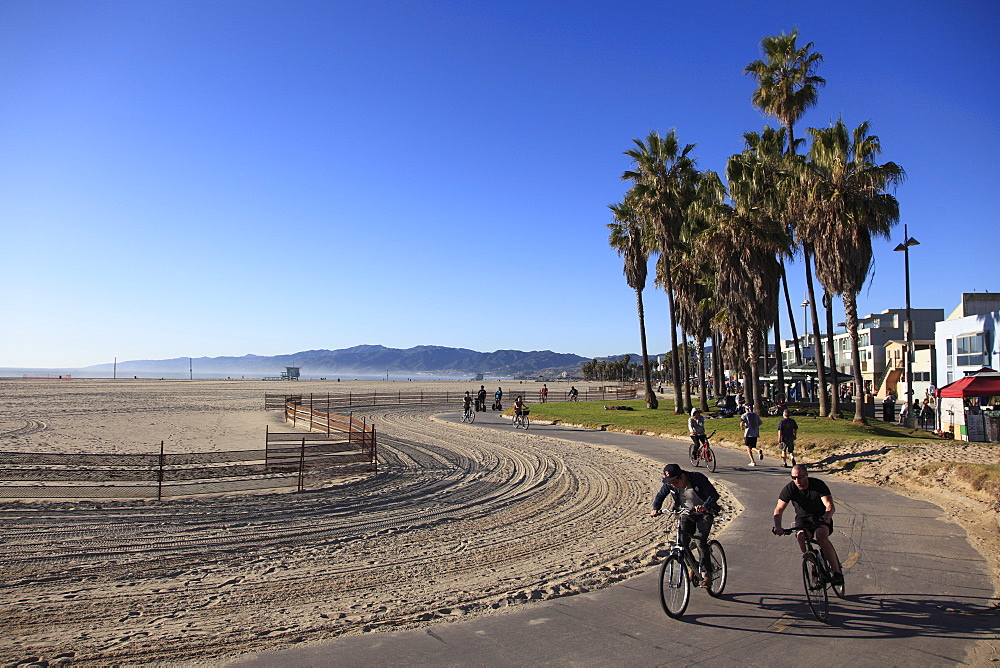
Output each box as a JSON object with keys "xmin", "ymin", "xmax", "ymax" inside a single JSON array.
[
  {"xmin": 0, "ymin": 400, "xmax": 379, "ymax": 500},
  {"xmin": 264, "ymin": 385, "xmax": 636, "ymax": 411},
  {"xmin": 266, "ymin": 400, "xmax": 377, "ymax": 475}
]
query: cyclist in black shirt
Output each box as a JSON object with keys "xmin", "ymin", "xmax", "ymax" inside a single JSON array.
[{"xmin": 772, "ymin": 464, "xmax": 844, "ymax": 586}]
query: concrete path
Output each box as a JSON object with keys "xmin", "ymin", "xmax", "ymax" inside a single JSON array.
[{"xmin": 229, "ymin": 410, "xmax": 996, "ymax": 666}]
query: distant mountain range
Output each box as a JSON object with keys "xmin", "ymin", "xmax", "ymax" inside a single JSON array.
[{"xmin": 83, "ymin": 345, "xmax": 603, "ymax": 378}]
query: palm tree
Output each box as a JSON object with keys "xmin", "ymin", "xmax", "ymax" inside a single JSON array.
[
  {"xmin": 727, "ymin": 127, "xmax": 797, "ymax": 407},
  {"xmin": 803, "ymin": 119, "xmax": 905, "ymax": 424},
  {"xmin": 690, "ymin": 167, "xmax": 783, "ymax": 414},
  {"xmin": 745, "ymin": 28, "xmax": 828, "ymax": 412},
  {"xmin": 609, "ymin": 195, "xmax": 659, "ymax": 409},
  {"xmin": 622, "ymin": 130, "xmax": 699, "ymax": 414}
]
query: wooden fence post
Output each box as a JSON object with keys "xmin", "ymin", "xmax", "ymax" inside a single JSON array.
[
  {"xmin": 157, "ymin": 440, "xmax": 165, "ymax": 501},
  {"xmin": 298, "ymin": 438, "xmax": 306, "ymax": 492}
]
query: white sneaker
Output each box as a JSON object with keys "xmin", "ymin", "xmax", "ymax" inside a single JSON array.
[{"xmin": 748, "ymin": 461, "xmax": 756, "ymax": 467}]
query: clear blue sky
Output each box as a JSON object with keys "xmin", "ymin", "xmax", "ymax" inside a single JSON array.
[{"xmin": 2, "ymin": 1, "xmax": 997, "ymax": 369}]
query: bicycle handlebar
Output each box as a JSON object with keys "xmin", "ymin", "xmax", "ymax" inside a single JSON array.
[{"xmin": 774, "ymin": 522, "xmax": 825, "ymax": 535}]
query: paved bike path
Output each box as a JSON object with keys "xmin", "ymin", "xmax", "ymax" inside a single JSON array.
[{"xmin": 230, "ymin": 410, "xmax": 996, "ymax": 667}]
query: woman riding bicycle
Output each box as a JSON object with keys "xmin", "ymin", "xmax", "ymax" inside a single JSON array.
[
  {"xmin": 513, "ymin": 395, "xmax": 525, "ymax": 416},
  {"xmin": 689, "ymin": 408, "xmax": 708, "ymax": 451}
]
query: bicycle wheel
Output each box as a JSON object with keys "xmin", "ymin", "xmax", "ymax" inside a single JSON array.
[
  {"xmin": 705, "ymin": 540, "xmax": 727, "ymax": 597},
  {"xmin": 705, "ymin": 446, "xmax": 717, "ymax": 473},
  {"xmin": 468, "ymin": 409, "xmax": 475, "ymax": 423},
  {"xmin": 689, "ymin": 443, "xmax": 701, "ymax": 467},
  {"xmin": 658, "ymin": 554, "xmax": 690, "ymax": 618},
  {"xmin": 802, "ymin": 552, "xmax": 829, "ymax": 621}
]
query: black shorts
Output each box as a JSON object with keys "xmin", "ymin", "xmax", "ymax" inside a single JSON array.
[
  {"xmin": 745, "ymin": 436, "xmax": 758, "ymax": 448},
  {"xmin": 800, "ymin": 519, "xmax": 833, "ymax": 535},
  {"xmin": 779, "ymin": 439, "xmax": 795, "ymax": 453}
]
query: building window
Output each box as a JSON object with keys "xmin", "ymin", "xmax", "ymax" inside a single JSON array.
[{"xmin": 956, "ymin": 332, "xmax": 989, "ymax": 367}]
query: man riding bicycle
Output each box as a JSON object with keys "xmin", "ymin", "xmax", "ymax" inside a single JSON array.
[
  {"xmin": 462, "ymin": 391, "xmax": 474, "ymax": 415},
  {"xmin": 772, "ymin": 464, "xmax": 844, "ymax": 586},
  {"xmin": 650, "ymin": 463, "xmax": 720, "ymax": 586}
]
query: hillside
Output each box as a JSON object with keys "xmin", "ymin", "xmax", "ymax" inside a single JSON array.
[{"xmin": 83, "ymin": 345, "xmax": 593, "ymax": 378}]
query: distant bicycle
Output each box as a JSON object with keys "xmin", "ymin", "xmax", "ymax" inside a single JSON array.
[
  {"xmin": 513, "ymin": 408, "xmax": 530, "ymax": 429},
  {"xmin": 462, "ymin": 405, "xmax": 475, "ymax": 423},
  {"xmin": 689, "ymin": 430, "xmax": 718, "ymax": 472},
  {"xmin": 658, "ymin": 509, "xmax": 728, "ymax": 618},
  {"xmin": 776, "ymin": 522, "xmax": 845, "ymax": 621}
]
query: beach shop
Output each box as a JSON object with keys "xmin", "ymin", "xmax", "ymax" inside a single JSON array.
[{"xmin": 935, "ymin": 367, "xmax": 1000, "ymax": 442}]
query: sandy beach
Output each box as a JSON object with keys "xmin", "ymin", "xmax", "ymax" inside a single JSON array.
[
  {"xmin": 0, "ymin": 378, "xmax": 995, "ymax": 665},
  {"xmin": 1, "ymin": 378, "xmax": 730, "ymax": 664}
]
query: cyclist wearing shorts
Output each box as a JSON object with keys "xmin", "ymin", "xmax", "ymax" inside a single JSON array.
[
  {"xmin": 772, "ymin": 464, "xmax": 843, "ymax": 586},
  {"xmin": 688, "ymin": 407, "xmax": 707, "ymax": 452},
  {"xmin": 650, "ymin": 463, "xmax": 720, "ymax": 585},
  {"xmin": 568, "ymin": 386, "xmax": 579, "ymax": 401},
  {"xmin": 462, "ymin": 392, "xmax": 473, "ymax": 414},
  {"xmin": 513, "ymin": 395, "xmax": 525, "ymax": 416}
]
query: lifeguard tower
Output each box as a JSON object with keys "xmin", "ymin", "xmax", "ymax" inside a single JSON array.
[{"xmin": 281, "ymin": 367, "xmax": 301, "ymax": 381}]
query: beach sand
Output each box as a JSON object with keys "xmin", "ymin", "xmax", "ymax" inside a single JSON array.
[
  {"xmin": 0, "ymin": 378, "xmax": 995, "ymax": 665},
  {"xmin": 1, "ymin": 378, "xmax": 732, "ymax": 664}
]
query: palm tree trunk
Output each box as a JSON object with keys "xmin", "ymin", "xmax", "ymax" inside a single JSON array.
[
  {"xmin": 697, "ymin": 337, "xmax": 708, "ymax": 411},
  {"xmin": 824, "ymin": 290, "xmax": 840, "ymax": 418},
  {"xmin": 780, "ymin": 259, "xmax": 803, "ymax": 364},
  {"xmin": 681, "ymin": 335, "xmax": 692, "ymax": 413},
  {"xmin": 663, "ymin": 267, "xmax": 684, "ymax": 414},
  {"xmin": 711, "ymin": 330, "xmax": 723, "ymax": 399},
  {"xmin": 751, "ymin": 331, "xmax": 764, "ymax": 414},
  {"xmin": 636, "ymin": 288, "xmax": 658, "ymax": 409},
  {"xmin": 844, "ymin": 292, "xmax": 867, "ymax": 424},
  {"xmin": 804, "ymin": 247, "xmax": 829, "ymax": 416}
]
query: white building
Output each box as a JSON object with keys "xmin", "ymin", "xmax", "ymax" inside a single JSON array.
[{"xmin": 935, "ymin": 292, "xmax": 1000, "ymax": 387}]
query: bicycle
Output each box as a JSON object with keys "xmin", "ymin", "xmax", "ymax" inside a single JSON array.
[
  {"xmin": 776, "ymin": 523, "xmax": 845, "ymax": 621},
  {"xmin": 462, "ymin": 405, "xmax": 476, "ymax": 423},
  {"xmin": 658, "ymin": 509, "xmax": 728, "ymax": 618},
  {"xmin": 512, "ymin": 408, "xmax": 529, "ymax": 429},
  {"xmin": 688, "ymin": 430, "xmax": 718, "ymax": 472}
]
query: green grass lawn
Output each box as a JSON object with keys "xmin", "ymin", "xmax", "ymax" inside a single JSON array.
[{"xmin": 518, "ymin": 398, "xmax": 946, "ymax": 450}]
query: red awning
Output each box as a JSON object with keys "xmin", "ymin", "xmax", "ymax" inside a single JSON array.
[{"xmin": 936, "ymin": 369, "xmax": 1000, "ymax": 398}]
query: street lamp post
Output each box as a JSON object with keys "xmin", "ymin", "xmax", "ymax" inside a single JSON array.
[
  {"xmin": 800, "ymin": 299, "xmax": 811, "ymax": 350},
  {"xmin": 894, "ymin": 225, "xmax": 920, "ymax": 420}
]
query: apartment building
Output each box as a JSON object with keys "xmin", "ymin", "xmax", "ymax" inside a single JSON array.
[
  {"xmin": 935, "ymin": 293, "xmax": 1000, "ymax": 386},
  {"xmin": 780, "ymin": 307, "xmax": 944, "ymax": 397}
]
